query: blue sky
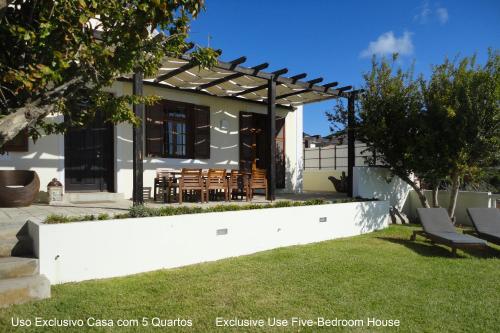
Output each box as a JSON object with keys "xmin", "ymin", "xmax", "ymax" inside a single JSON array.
[{"xmin": 189, "ymin": 0, "xmax": 499, "ymax": 136}]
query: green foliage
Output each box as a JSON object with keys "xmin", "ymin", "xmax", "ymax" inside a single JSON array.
[
  {"xmin": 421, "ymin": 50, "xmax": 500, "ymax": 183},
  {"xmin": 0, "ymin": 0, "xmax": 218, "ymax": 141},
  {"xmin": 327, "ymin": 51, "xmax": 500, "ymax": 210},
  {"xmin": 42, "ymin": 198, "xmax": 380, "ymax": 223}
]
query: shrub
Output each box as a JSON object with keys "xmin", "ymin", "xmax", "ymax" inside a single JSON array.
[{"xmin": 43, "ymin": 197, "xmax": 376, "ymax": 223}]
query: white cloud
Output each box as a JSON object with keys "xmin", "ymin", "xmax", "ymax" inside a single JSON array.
[
  {"xmin": 414, "ymin": 1, "xmax": 431, "ymax": 24},
  {"xmin": 414, "ymin": 1, "xmax": 449, "ymax": 25},
  {"xmin": 360, "ymin": 31, "xmax": 414, "ymax": 58},
  {"xmin": 436, "ymin": 7, "xmax": 449, "ymax": 24}
]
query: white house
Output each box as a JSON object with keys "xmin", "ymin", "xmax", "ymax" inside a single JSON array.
[{"xmin": 0, "ymin": 55, "xmax": 352, "ymax": 201}]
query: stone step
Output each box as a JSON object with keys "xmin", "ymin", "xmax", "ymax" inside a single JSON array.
[
  {"xmin": 0, "ymin": 275, "xmax": 50, "ymax": 308},
  {"xmin": 0, "ymin": 224, "xmax": 26, "ymax": 241},
  {"xmin": 0, "ymin": 257, "xmax": 38, "ymax": 279},
  {"xmin": 0, "ymin": 235, "xmax": 33, "ymax": 258}
]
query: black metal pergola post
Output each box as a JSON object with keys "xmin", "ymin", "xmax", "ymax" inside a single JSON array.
[
  {"xmin": 132, "ymin": 70, "xmax": 144, "ymax": 205},
  {"xmin": 266, "ymin": 76, "xmax": 276, "ymax": 201},
  {"xmin": 347, "ymin": 93, "xmax": 355, "ymax": 197}
]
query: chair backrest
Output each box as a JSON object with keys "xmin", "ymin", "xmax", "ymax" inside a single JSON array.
[
  {"xmin": 417, "ymin": 208, "xmax": 456, "ymax": 234},
  {"xmin": 467, "ymin": 208, "xmax": 500, "ymax": 234},
  {"xmin": 206, "ymin": 169, "xmax": 227, "ymax": 188},
  {"xmin": 156, "ymin": 168, "xmax": 180, "ymax": 178},
  {"xmin": 251, "ymin": 169, "xmax": 267, "ymax": 188},
  {"xmin": 228, "ymin": 170, "xmax": 240, "ymax": 186},
  {"xmin": 180, "ymin": 168, "xmax": 203, "ymax": 188}
]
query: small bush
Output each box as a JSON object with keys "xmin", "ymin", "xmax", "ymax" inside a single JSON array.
[
  {"xmin": 43, "ymin": 197, "xmax": 376, "ymax": 223},
  {"xmin": 97, "ymin": 213, "xmax": 110, "ymax": 220}
]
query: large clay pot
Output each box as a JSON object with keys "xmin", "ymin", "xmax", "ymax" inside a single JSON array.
[{"xmin": 0, "ymin": 170, "xmax": 40, "ymax": 207}]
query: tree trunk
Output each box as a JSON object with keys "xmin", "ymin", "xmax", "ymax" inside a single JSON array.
[
  {"xmin": 431, "ymin": 180, "xmax": 440, "ymax": 207},
  {"xmin": 0, "ymin": 77, "xmax": 81, "ymax": 148},
  {"xmin": 448, "ymin": 173, "xmax": 460, "ymax": 221},
  {"xmin": 0, "ymin": 104, "xmax": 54, "ymax": 148},
  {"xmin": 399, "ymin": 174, "xmax": 430, "ymax": 208}
]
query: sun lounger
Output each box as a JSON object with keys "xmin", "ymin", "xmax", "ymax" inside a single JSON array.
[
  {"xmin": 411, "ymin": 208, "xmax": 488, "ymax": 255},
  {"xmin": 466, "ymin": 208, "xmax": 500, "ymax": 245}
]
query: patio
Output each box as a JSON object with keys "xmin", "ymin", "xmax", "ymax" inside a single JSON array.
[{"xmin": 0, "ymin": 192, "xmax": 347, "ymax": 226}]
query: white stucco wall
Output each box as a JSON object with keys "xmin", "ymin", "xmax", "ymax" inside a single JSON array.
[
  {"xmin": 0, "ymin": 115, "xmax": 64, "ymax": 194},
  {"xmin": 0, "ymin": 82, "xmax": 303, "ymax": 198},
  {"xmin": 303, "ymin": 170, "xmax": 343, "ymax": 192},
  {"xmin": 353, "ymin": 166, "xmax": 412, "ymax": 211},
  {"xmin": 30, "ymin": 200, "xmax": 389, "ymax": 284},
  {"xmin": 403, "ymin": 190, "xmax": 495, "ymax": 225}
]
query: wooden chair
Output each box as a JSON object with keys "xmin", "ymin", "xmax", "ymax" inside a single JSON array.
[
  {"xmin": 228, "ymin": 170, "xmax": 250, "ymax": 201},
  {"xmin": 205, "ymin": 169, "xmax": 229, "ymax": 201},
  {"xmin": 248, "ymin": 168, "xmax": 268, "ymax": 201},
  {"xmin": 154, "ymin": 168, "xmax": 179, "ymax": 203},
  {"xmin": 179, "ymin": 168, "xmax": 206, "ymax": 204}
]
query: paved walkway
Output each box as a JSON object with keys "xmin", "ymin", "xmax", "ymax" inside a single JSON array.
[{"xmin": 0, "ymin": 192, "xmax": 346, "ymax": 228}]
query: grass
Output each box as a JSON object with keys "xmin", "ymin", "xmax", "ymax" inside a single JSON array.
[{"xmin": 1, "ymin": 225, "xmax": 499, "ymax": 332}]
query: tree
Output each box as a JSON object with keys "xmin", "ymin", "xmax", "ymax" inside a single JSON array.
[
  {"xmin": 327, "ymin": 55, "xmax": 432, "ymax": 209},
  {"xmin": 327, "ymin": 51, "xmax": 500, "ymax": 220},
  {"xmin": 421, "ymin": 51, "xmax": 500, "ymax": 218},
  {"xmin": 0, "ymin": 0, "xmax": 219, "ymax": 148}
]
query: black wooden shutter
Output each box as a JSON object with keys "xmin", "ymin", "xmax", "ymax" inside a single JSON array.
[
  {"xmin": 193, "ymin": 105, "xmax": 210, "ymax": 159},
  {"xmin": 145, "ymin": 103, "xmax": 164, "ymax": 157},
  {"xmin": 239, "ymin": 112, "xmax": 254, "ymax": 171}
]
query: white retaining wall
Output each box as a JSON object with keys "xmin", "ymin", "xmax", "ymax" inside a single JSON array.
[{"xmin": 29, "ymin": 201, "xmax": 389, "ymax": 284}]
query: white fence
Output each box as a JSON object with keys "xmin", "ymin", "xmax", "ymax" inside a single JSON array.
[{"xmin": 304, "ymin": 144, "xmax": 381, "ymax": 171}]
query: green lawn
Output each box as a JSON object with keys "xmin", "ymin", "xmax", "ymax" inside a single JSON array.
[{"xmin": 1, "ymin": 225, "xmax": 499, "ymax": 332}]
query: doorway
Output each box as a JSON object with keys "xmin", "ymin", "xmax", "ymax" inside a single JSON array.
[
  {"xmin": 64, "ymin": 112, "xmax": 114, "ymax": 192},
  {"xmin": 239, "ymin": 112, "xmax": 285, "ymax": 188}
]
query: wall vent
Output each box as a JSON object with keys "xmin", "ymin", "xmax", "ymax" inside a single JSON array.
[{"xmin": 216, "ymin": 228, "xmax": 228, "ymax": 236}]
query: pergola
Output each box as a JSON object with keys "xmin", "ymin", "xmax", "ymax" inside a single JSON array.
[{"xmin": 127, "ymin": 54, "xmax": 362, "ymax": 204}]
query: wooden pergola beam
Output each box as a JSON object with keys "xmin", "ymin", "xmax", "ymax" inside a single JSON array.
[
  {"xmin": 347, "ymin": 93, "xmax": 355, "ymax": 197},
  {"xmin": 198, "ymin": 62, "xmax": 269, "ymax": 90},
  {"xmin": 322, "ymin": 82, "xmax": 339, "ymax": 89},
  {"xmin": 132, "ymin": 70, "xmax": 144, "ymax": 205},
  {"xmin": 306, "ymin": 77, "xmax": 324, "ymax": 85},
  {"xmin": 232, "ymin": 68, "xmax": 288, "ymax": 97},
  {"xmin": 272, "ymin": 68, "xmax": 289, "ymax": 76},
  {"xmin": 276, "ymin": 78, "xmax": 325, "ymax": 100},
  {"xmin": 227, "ymin": 56, "xmax": 247, "ymax": 69},
  {"xmin": 337, "ymin": 85, "xmax": 353, "ymax": 92},
  {"xmin": 154, "ymin": 62, "xmax": 198, "ymax": 83},
  {"xmin": 290, "ymin": 73, "xmax": 307, "ymax": 82},
  {"xmin": 267, "ymin": 78, "xmax": 276, "ymax": 201}
]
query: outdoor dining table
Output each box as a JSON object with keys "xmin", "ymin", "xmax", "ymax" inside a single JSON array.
[{"xmin": 157, "ymin": 169, "xmax": 251, "ymax": 203}]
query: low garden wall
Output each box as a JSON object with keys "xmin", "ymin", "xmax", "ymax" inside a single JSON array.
[
  {"xmin": 28, "ymin": 201, "xmax": 389, "ymax": 284},
  {"xmin": 303, "ymin": 169, "xmax": 343, "ymax": 192},
  {"xmin": 403, "ymin": 190, "xmax": 496, "ymax": 225}
]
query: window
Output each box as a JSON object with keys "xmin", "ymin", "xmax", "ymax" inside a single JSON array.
[
  {"xmin": 2, "ymin": 129, "xmax": 29, "ymax": 152},
  {"xmin": 165, "ymin": 106, "xmax": 187, "ymax": 157},
  {"xmin": 146, "ymin": 100, "xmax": 210, "ymax": 159}
]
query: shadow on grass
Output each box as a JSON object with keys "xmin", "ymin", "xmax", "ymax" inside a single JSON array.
[{"xmin": 377, "ymin": 236, "xmax": 500, "ymax": 259}]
